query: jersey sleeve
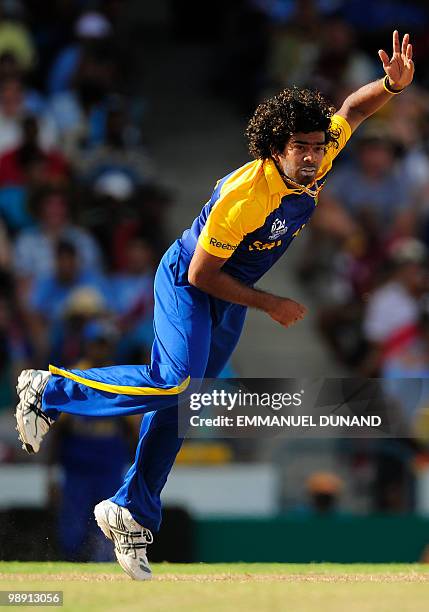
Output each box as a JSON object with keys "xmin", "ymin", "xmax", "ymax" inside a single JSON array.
[
  {"xmin": 198, "ymin": 190, "xmax": 264, "ymax": 258},
  {"xmin": 316, "ymin": 114, "xmax": 352, "ymax": 180}
]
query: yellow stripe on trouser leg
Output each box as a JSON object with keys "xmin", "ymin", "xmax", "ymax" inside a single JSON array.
[{"xmin": 48, "ymin": 365, "xmax": 191, "ymax": 396}]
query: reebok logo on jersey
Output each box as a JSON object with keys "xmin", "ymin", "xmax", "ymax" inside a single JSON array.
[{"xmin": 209, "ymin": 237, "xmax": 237, "ymax": 251}]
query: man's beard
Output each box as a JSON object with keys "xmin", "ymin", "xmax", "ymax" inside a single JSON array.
[{"xmin": 296, "ymin": 167, "xmax": 317, "ymax": 185}]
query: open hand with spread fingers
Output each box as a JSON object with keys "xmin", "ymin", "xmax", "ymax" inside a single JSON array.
[{"xmin": 378, "ymin": 30, "xmax": 414, "ymax": 91}]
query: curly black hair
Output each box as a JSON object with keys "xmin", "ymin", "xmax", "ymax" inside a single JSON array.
[{"xmin": 246, "ymin": 87, "xmax": 340, "ymax": 159}]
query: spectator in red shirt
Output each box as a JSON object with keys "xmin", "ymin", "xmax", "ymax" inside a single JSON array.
[{"xmin": 0, "ymin": 115, "xmax": 69, "ymax": 187}]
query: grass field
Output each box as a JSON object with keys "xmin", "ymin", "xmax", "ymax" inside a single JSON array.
[{"xmin": 1, "ymin": 562, "xmax": 429, "ymax": 611}]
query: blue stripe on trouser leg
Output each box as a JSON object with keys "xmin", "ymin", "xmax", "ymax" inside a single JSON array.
[{"xmin": 41, "ymin": 240, "xmax": 247, "ymax": 532}]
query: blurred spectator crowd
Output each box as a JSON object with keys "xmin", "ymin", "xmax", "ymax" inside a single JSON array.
[
  {"xmin": 2, "ymin": 0, "xmax": 429, "ymax": 410},
  {"xmin": 0, "ymin": 0, "xmax": 176, "ymax": 414},
  {"xmin": 2, "ymin": 0, "xmax": 429, "ymax": 531}
]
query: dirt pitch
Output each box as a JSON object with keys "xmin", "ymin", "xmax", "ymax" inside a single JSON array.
[{"xmin": 1, "ymin": 562, "xmax": 429, "ymax": 611}]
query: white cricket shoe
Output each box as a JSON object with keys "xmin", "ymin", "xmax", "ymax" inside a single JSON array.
[
  {"xmin": 15, "ymin": 369, "xmax": 53, "ymax": 454},
  {"xmin": 94, "ymin": 499, "xmax": 154, "ymax": 580}
]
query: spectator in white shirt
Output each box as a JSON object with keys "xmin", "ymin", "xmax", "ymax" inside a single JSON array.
[{"xmin": 362, "ymin": 238, "xmax": 429, "ymax": 375}]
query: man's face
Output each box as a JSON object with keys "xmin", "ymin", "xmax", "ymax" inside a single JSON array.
[{"xmin": 274, "ymin": 131, "xmax": 326, "ymax": 185}]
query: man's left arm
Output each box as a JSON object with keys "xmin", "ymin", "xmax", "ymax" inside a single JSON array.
[{"xmin": 336, "ymin": 30, "xmax": 414, "ymax": 133}]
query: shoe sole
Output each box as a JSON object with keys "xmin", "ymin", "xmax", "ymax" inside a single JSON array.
[
  {"xmin": 94, "ymin": 501, "xmax": 152, "ymax": 581},
  {"xmin": 15, "ymin": 370, "xmax": 35, "ymax": 454}
]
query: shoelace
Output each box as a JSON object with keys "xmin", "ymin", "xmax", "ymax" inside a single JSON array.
[
  {"xmin": 23, "ymin": 383, "xmax": 52, "ymax": 428},
  {"xmin": 23, "ymin": 404, "xmax": 52, "ymax": 432},
  {"xmin": 110, "ymin": 507, "xmax": 153, "ymax": 557}
]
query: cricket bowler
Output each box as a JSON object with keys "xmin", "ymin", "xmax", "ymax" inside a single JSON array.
[{"xmin": 15, "ymin": 31, "xmax": 414, "ymax": 579}]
